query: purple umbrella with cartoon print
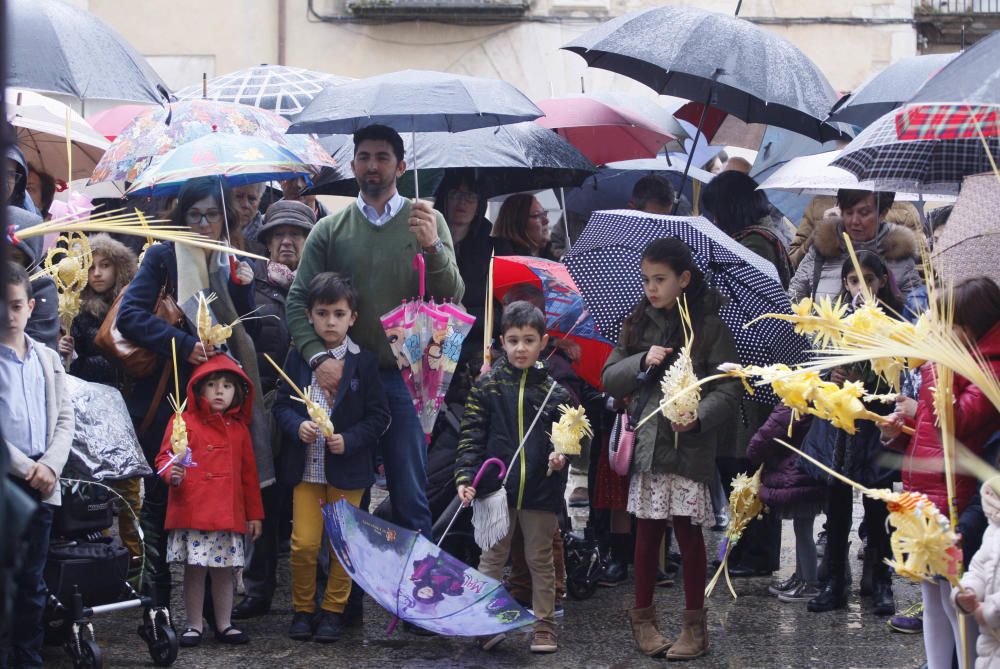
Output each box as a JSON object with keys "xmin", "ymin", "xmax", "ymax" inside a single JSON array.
[{"xmin": 321, "ymin": 461, "xmax": 535, "ymax": 636}]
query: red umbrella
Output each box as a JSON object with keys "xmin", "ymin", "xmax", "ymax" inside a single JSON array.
[
  {"xmin": 673, "ymin": 101, "xmax": 765, "ymax": 150},
  {"xmin": 86, "ymin": 104, "xmax": 152, "ymax": 141},
  {"xmin": 536, "ymin": 96, "xmax": 677, "ymax": 166},
  {"xmin": 492, "ymin": 255, "xmax": 612, "ymax": 389}
]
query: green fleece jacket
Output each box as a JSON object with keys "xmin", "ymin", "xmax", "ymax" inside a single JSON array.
[{"xmin": 286, "ymin": 199, "xmax": 465, "ymax": 369}]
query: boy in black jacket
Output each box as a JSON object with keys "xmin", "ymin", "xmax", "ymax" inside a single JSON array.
[
  {"xmin": 455, "ymin": 301, "xmax": 576, "ymax": 654},
  {"xmin": 273, "ymin": 273, "xmax": 390, "ymax": 644}
]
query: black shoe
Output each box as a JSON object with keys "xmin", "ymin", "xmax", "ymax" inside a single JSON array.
[
  {"xmin": 872, "ymin": 581, "xmax": 895, "ymax": 616},
  {"xmin": 598, "ymin": 560, "xmax": 628, "ymax": 586},
  {"xmin": 655, "ymin": 568, "xmax": 674, "ymax": 587},
  {"xmin": 288, "ymin": 612, "xmax": 314, "ymax": 641},
  {"xmin": 728, "ymin": 564, "xmax": 773, "ymax": 578},
  {"xmin": 232, "ymin": 596, "xmax": 271, "ymax": 620},
  {"xmin": 807, "ymin": 580, "xmax": 849, "ymax": 612},
  {"xmin": 313, "ymin": 611, "xmax": 342, "ymax": 643}
]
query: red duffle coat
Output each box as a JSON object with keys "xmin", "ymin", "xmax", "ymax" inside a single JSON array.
[{"xmin": 155, "ymin": 354, "xmax": 264, "ymax": 533}]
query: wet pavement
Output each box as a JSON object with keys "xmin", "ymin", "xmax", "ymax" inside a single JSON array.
[{"xmin": 40, "ymin": 485, "xmax": 927, "ymax": 668}]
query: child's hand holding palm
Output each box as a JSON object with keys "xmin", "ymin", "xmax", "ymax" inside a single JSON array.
[
  {"xmin": 326, "ymin": 434, "xmax": 345, "ymax": 455},
  {"xmin": 957, "ymin": 588, "xmax": 982, "ymax": 625}
]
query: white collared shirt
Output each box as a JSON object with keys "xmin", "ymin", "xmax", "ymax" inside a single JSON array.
[{"xmin": 356, "ymin": 191, "xmax": 406, "ymax": 227}]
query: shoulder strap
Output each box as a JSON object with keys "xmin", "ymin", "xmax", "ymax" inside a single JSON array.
[{"xmin": 138, "ymin": 362, "xmax": 173, "ymax": 435}]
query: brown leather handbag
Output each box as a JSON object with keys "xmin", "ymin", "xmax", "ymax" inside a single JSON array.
[{"xmin": 95, "ymin": 282, "xmax": 185, "ymax": 379}]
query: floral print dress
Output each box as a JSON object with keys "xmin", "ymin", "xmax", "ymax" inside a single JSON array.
[{"xmin": 167, "ymin": 529, "xmax": 245, "ymax": 568}]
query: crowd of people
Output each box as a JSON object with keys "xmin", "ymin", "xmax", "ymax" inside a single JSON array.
[{"xmin": 2, "ymin": 121, "xmax": 999, "ymax": 669}]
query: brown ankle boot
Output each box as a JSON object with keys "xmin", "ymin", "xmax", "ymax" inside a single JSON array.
[
  {"xmin": 666, "ymin": 608, "xmax": 707, "ymax": 661},
  {"xmin": 627, "ymin": 605, "xmax": 672, "ymax": 657}
]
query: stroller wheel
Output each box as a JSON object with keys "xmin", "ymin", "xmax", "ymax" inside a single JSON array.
[
  {"xmin": 76, "ymin": 639, "xmax": 103, "ymax": 669},
  {"xmin": 567, "ymin": 574, "xmax": 600, "ymax": 601},
  {"xmin": 565, "ymin": 545, "xmax": 603, "ymax": 601},
  {"xmin": 147, "ymin": 623, "xmax": 178, "ymax": 666}
]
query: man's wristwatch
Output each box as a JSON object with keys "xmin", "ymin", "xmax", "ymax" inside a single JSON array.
[
  {"xmin": 309, "ymin": 352, "xmax": 335, "ymax": 370},
  {"xmin": 422, "ymin": 238, "xmax": 444, "ymax": 255}
]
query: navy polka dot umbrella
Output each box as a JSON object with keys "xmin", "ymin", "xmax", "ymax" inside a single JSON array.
[{"xmin": 563, "ymin": 210, "xmax": 811, "ymax": 404}]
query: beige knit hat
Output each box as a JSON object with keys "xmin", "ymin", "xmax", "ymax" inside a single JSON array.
[{"xmin": 258, "ymin": 199, "xmax": 316, "ymax": 243}]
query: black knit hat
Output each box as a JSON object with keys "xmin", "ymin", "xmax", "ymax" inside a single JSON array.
[{"xmin": 258, "ymin": 199, "xmax": 316, "ymax": 244}]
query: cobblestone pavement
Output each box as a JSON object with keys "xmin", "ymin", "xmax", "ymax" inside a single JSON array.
[{"xmin": 40, "ymin": 482, "xmax": 926, "ymax": 668}]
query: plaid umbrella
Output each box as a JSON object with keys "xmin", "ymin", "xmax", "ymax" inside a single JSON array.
[
  {"xmin": 832, "ymin": 108, "xmax": 999, "ymax": 195},
  {"xmin": 564, "ymin": 210, "xmax": 811, "ymax": 404},
  {"xmin": 175, "ymin": 65, "xmax": 354, "ymax": 118},
  {"xmin": 895, "ymin": 32, "xmax": 1000, "ymax": 141},
  {"xmin": 932, "ymin": 172, "xmax": 1000, "ymax": 286}
]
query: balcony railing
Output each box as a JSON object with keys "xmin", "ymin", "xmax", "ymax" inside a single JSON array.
[{"xmin": 915, "ymin": 0, "xmax": 1000, "ymax": 12}]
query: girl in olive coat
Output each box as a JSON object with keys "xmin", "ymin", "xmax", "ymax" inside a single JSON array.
[{"xmin": 602, "ymin": 238, "xmax": 741, "ymax": 661}]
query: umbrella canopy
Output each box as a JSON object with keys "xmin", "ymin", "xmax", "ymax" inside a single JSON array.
[
  {"xmin": 933, "ymin": 172, "xmax": 1000, "ymax": 285},
  {"xmin": 536, "ymin": 96, "xmax": 678, "ymax": 166},
  {"xmin": 562, "ymin": 6, "xmax": 843, "ymax": 142},
  {"xmin": 289, "ymin": 69, "xmax": 543, "ymax": 135},
  {"xmin": 491, "ymin": 256, "xmax": 613, "ymax": 389},
  {"xmin": 86, "ymin": 104, "xmax": 154, "ymax": 141},
  {"xmin": 672, "ymin": 101, "xmax": 766, "ymax": 150},
  {"xmin": 8, "ymin": 0, "xmax": 169, "ymax": 106},
  {"xmin": 828, "ymin": 53, "xmax": 958, "ymax": 129},
  {"xmin": 322, "ymin": 499, "xmax": 535, "ymax": 636},
  {"xmin": 757, "ymin": 150, "xmax": 956, "ymax": 201},
  {"xmin": 309, "ymin": 122, "xmax": 597, "ymax": 198},
  {"xmin": 895, "ymin": 32, "xmax": 1000, "ymax": 141},
  {"xmin": 126, "ymin": 133, "xmax": 320, "ymax": 196},
  {"xmin": 587, "ymin": 91, "xmax": 689, "ymax": 149},
  {"xmin": 89, "ymin": 100, "xmax": 333, "ymax": 184},
  {"xmin": 6, "ymin": 89, "xmax": 110, "ymax": 181},
  {"xmin": 565, "ymin": 160, "xmax": 713, "ymax": 218},
  {"xmin": 832, "ymin": 108, "xmax": 999, "ymax": 195},
  {"xmin": 564, "ymin": 210, "xmax": 810, "ymax": 404},
  {"xmin": 175, "ymin": 65, "xmax": 355, "ymax": 118}
]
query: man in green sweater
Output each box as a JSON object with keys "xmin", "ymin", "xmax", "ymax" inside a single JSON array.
[{"xmin": 286, "ymin": 125, "xmax": 464, "ymax": 538}]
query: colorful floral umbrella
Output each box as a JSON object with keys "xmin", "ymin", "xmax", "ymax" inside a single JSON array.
[
  {"xmin": 322, "ymin": 498, "xmax": 535, "ymax": 636},
  {"xmin": 492, "ymin": 255, "xmax": 612, "ymax": 389},
  {"xmin": 381, "ymin": 255, "xmax": 476, "ymax": 438},
  {"xmin": 126, "ymin": 133, "xmax": 317, "ymax": 196},
  {"xmin": 89, "ymin": 99, "xmax": 332, "ymax": 184}
]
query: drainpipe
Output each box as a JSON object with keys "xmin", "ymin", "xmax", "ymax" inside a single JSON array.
[{"xmin": 278, "ymin": 0, "xmax": 287, "ymax": 65}]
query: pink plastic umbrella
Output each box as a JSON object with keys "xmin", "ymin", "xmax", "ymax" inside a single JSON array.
[
  {"xmin": 535, "ymin": 96, "xmax": 678, "ymax": 166},
  {"xmin": 86, "ymin": 104, "xmax": 153, "ymax": 141}
]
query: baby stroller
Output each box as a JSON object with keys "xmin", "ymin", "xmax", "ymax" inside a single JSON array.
[{"xmin": 43, "ymin": 480, "xmax": 178, "ymax": 669}]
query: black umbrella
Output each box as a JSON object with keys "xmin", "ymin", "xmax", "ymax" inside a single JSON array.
[
  {"xmin": 832, "ymin": 108, "xmax": 999, "ymax": 196},
  {"xmin": 564, "ymin": 210, "xmax": 810, "ymax": 405},
  {"xmin": 307, "ymin": 122, "xmax": 597, "ymax": 198},
  {"xmin": 289, "ymin": 69, "xmax": 542, "ymax": 198},
  {"xmin": 562, "ymin": 7, "xmax": 842, "ymax": 142},
  {"xmin": 8, "ymin": 0, "xmax": 169, "ymax": 107},
  {"xmin": 827, "ymin": 53, "xmax": 958, "ymax": 129},
  {"xmin": 175, "ymin": 65, "xmax": 354, "ymax": 118},
  {"xmin": 289, "ymin": 69, "xmax": 542, "ymax": 135},
  {"xmin": 562, "ymin": 6, "xmax": 843, "ymax": 214}
]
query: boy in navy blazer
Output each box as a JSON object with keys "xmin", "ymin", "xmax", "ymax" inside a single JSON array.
[{"xmin": 273, "ymin": 273, "xmax": 389, "ymax": 643}]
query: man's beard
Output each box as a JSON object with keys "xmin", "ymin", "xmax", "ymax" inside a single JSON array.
[{"xmin": 358, "ymin": 175, "xmax": 392, "ymax": 198}]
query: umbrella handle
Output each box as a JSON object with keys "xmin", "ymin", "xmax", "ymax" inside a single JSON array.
[
  {"xmin": 413, "ymin": 253, "xmax": 426, "ymax": 299},
  {"xmin": 472, "ymin": 457, "xmax": 507, "ymax": 488}
]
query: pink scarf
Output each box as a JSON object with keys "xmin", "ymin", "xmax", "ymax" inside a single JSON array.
[{"xmin": 267, "ymin": 261, "xmax": 296, "ymax": 290}]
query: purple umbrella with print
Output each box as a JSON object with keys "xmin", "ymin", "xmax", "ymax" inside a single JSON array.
[{"xmin": 321, "ymin": 459, "xmax": 535, "ymax": 636}]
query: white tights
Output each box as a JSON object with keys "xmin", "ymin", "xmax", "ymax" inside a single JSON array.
[
  {"xmin": 183, "ymin": 565, "xmax": 235, "ymax": 634},
  {"xmin": 922, "ymin": 579, "xmax": 978, "ymax": 669}
]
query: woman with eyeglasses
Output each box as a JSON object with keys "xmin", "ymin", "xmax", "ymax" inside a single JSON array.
[
  {"xmin": 433, "ymin": 170, "xmax": 495, "ymax": 363},
  {"xmin": 491, "ymin": 193, "xmax": 557, "ymax": 261},
  {"xmin": 116, "ymin": 177, "xmax": 274, "ymax": 613}
]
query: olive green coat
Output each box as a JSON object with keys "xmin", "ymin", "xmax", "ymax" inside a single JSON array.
[{"xmin": 601, "ymin": 296, "xmax": 742, "ymax": 484}]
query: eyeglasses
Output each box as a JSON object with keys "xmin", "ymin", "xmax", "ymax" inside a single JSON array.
[
  {"xmin": 528, "ymin": 211, "xmax": 548, "ymax": 220},
  {"xmin": 185, "ymin": 209, "xmax": 223, "ymax": 226},
  {"xmin": 448, "ymin": 190, "xmax": 479, "ymax": 204}
]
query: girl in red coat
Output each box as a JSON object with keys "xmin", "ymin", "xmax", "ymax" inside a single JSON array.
[
  {"xmin": 881, "ymin": 277, "xmax": 1000, "ymax": 669},
  {"xmin": 155, "ymin": 354, "xmax": 265, "ymax": 647}
]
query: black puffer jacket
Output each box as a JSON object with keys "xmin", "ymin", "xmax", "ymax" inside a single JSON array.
[
  {"xmin": 455, "ymin": 357, "xmax": 575, "ymax": 513},
  {"xmin": 252, "ymin": 260, "xmax": 291, "ymax": 395}
]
